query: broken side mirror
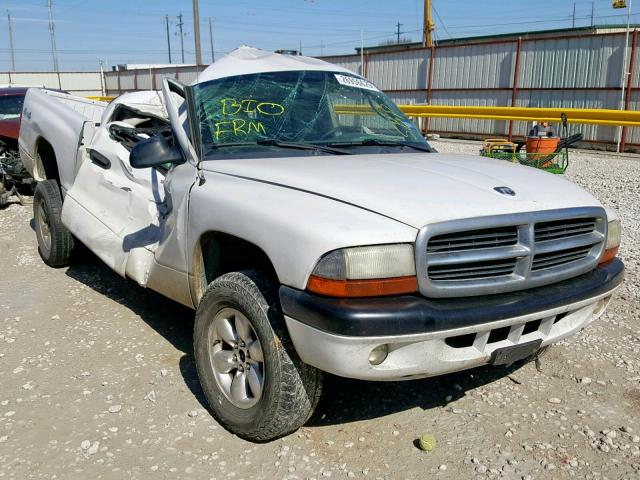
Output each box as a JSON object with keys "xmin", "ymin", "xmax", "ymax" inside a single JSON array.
[{"xmin": 130, "ymin": 133, "xmax": 184, "ymax": 169}]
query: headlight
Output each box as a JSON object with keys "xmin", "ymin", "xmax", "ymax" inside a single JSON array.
[
  {"xmin": 307, "ymin": 244, "xmax": 418, "ymax": 297},
  {"xmin": 600, "ymin": 218, "xmax": 621, "ymax": 264}
]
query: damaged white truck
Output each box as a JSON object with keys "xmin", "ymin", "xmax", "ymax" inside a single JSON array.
[{"xmin": 19, "ymin": 47, "xmax": 624, "ymax": 441}]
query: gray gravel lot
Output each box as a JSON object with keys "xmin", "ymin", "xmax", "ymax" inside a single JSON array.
[{"xmin": 0, "ymin": 140, "xmax": 639, "ymax": 479}]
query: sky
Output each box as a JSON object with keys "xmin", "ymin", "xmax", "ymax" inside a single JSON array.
[{"xmin": 0, "ymin": 0, "xmax": 638, "ymax": 72}]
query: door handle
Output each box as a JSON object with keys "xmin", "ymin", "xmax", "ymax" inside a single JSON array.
[{"xmin": 88, "ymin": 149, "xmax": 111, "ymax": 169}]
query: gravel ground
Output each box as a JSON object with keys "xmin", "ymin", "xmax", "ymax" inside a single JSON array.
[{"xmin": 1, "ymin": 141, "xmax": 639, "ymax": 479}]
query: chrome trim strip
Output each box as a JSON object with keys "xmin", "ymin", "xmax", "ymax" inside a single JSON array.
[
  {"xmin": 534, "ymin": 231, "xmax": 605, "ymax": 254},
  {"xmin": 426, "ymin": 244, "xmax": 530, "ymax": 266}
]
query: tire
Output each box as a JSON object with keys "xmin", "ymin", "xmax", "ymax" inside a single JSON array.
[
  {"xmin": 194, "ymin": 270, "xmax": 323, "ymax": 442},
  {"xmin": 33, "ymin": 179, "xmax": 74, "ymax": 267}
]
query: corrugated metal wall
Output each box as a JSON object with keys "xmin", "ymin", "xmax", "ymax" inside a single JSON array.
[
  {"xmin": 0, "ymin": 71, "xmax": 103, "ymax": 96},
  {"xmin": 4, "ymin": 29, "xmax": 637, "ymax": 149},
  {"xmin": 368, "ymin": 49, "xmax": 429, "ymax": 90},
  {"xmin": 323, "ymin": 29, "xmax": 639, "ymax": 150},
  {"xmin": 432, "ymin": 43, "xmax": 514, "ymax": 89},
  {"xmin": 103, "ymin": 65, "xmax": 207, "ymax": 95},
  {"xmin": 517, "ymin": 34, "xmax": 624, "ymax": 88}
]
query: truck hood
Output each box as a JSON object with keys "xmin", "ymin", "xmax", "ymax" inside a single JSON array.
[{"xmin": 203, "ymin": 153, "xmax": 602, "ymax": 228}]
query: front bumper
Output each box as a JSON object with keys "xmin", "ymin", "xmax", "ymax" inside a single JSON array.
[{"xmin": 280, "ymin": 259, "xmax": 624, "ymax": 380}]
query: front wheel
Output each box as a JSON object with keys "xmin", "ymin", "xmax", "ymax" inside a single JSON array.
[
  {"xmin": 33, "ymin": 180, "xmax": 74, "ymax": 267},
  {"xmin": 194, "ymin": 270, "xmax": 323, "ymax": 442}
]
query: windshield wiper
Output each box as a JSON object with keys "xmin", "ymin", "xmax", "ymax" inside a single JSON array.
[
  {"xmin": 256, "ymin": 138, "xmax": 351, "ymax": 155},
  {"xmin": 325, "ymin": 139, "xmax": 432, "ymax": 152},
  {"xmin": 205, "ymin": 139, "xmax": 351, "ymax": 155}
]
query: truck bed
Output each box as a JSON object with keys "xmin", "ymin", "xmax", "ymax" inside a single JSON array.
[
  {"xmin": 38, "ymin": 90, "xmax": 107, "ymax": 124},
  {"xmin": 18, "ymin": 89, "xmax": 108, "ymax": 192}
]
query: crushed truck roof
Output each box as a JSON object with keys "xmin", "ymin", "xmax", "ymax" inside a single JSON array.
[{"xmin": 194, "ymin": 46, "xmax": 355, "ymax": 85}]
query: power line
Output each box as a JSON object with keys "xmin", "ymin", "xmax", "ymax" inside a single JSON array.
[{"xmin": 432, "ymin": 4, "xmax": 453, "ymax": 40}]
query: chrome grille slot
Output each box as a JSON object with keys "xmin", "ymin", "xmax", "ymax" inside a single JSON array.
[
  {"xmin": 427, "ymin": 226, "xmax": 518, "ymax": 253},
  {"xmin": 535, "ymin": 218, "xmax": 596, "ymax": 242},
  {"xmin": 428, "ymin": 258, "xmax": 517, "ymax": 281},
  {"xmin": 416, "ymin": 208, "xmax": 607, "ymax": 298},
  {"xmin": 532, "ymin": 245, "xmax": 592, "ymax": 271}
]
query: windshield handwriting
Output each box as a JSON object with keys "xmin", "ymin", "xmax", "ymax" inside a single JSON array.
[
  {"xmin": 221, "ymin": 98, "xmax": 285, "ymax": 116},
  {"xmin": 214, "ymin": 119, "xmax": 267, "ymax": 140}
]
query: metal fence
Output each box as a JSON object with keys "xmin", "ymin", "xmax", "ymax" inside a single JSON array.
[
  {"xmin": 103, "ymin": 65, "xmax": 207, "ymax": 95},
  {"xmin": 322, "ymin": 29, "xmax": 640, "ymax": 151},
  {"xmin": 2, "ymin": 29, "xmax": 638, "ymax": 151},
  {"xmin": 0, "ymin": 71, "xmax": 103, "ymax": 96}
]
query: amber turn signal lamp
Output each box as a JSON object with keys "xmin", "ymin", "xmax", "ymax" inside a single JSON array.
[
  {"xmin": 599, "ymin": 246, "xmax": 619, "ymax": 264},
  {"xmin": 307, "ymin": 275, "xmax": 418, "ymax": 298}
]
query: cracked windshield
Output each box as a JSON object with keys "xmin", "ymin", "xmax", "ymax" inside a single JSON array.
[{"xmin": 193, "ymin": 70, "xmax": 428, "ymax": 157}]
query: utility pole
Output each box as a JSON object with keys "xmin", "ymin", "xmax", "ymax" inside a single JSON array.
[
  {"xmin": 99, "ymin": 60, "xmax": 105, "ymax": 96},
  {"xmin": 7, "ymin": 10, "xmax": 16, "ymax": 72},
  {"xmin": 208, "ymin": 17, "xmax": 214, "ymax": 63},
  {"xmin": 423, "ymin": 0, "xmax": 435, "ymax": 47},
  {"xmin": 165, "ymin": 14, "xmax": 172, "ymax": 63},
  {"xmin": 572, "ymin": 2, "xmax": 576, "ymax": 28},
  {"xmin": 177, "ymin": 13, "xmax": 185, "ymax": 63},
  {"xmin": 591, "ymin": 1, "xmax": 595, "ymax": 26},
  {"xmin": 47, "ymin": 0, "xmax": 59, "ymax": 72},
  {"xmin": 396, "ymin": 21, "xmax": 403, "ymax": 44},
  {"xmin": 192, "ymin": 0, "xmax": 202, "ymax": 65},
  {"xmin": 360, "ymin": 29, "xmax": 364, "ymax": 76}
]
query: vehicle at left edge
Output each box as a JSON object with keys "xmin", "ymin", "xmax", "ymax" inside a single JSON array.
[{"xmin": 0, "ymin": 87, "xmax": 45, "ymax": 206}]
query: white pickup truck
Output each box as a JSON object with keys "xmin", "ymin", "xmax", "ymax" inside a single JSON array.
[{"xmin": 19, "ymin": 47, "xmax": 624, "ymax": 441}]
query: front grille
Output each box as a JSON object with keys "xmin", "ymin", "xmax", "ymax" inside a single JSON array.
[
  {"xmin": 531, "ymin": 245, "xmax": 592, "ymax": 271},
  {"xmin": 535, "ymin": 218, "xmax": 596, "ymax": 242},
  {"xmin": 428, "ymin": 258, "xmax": 517, "ymax": 281},
  {"xmin": 427, "ymin": 226, "xmax": 518, "ymax": 253},
  {"xmin": 416, "ymin": 208, "xmax": 607, "ymax": 298}
]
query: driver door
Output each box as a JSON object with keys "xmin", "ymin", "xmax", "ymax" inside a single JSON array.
[{"xmin": 61, "ymin": 78, "xmax": 199, "ymax": 301}]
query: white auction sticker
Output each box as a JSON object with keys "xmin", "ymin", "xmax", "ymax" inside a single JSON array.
[{"xmin": 334, "ymin": 74, "xmax": 379, "ymax": 92}]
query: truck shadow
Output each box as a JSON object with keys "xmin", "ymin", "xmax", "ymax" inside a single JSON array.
[
  {"xmin": 63, "ymin": 252, "xmax": 204, "ymax": 402},
  {"xmin": 64, "ymin": 250, "xmax": 529, "ymax": 429},
  {"xmin": 309, "ymin": 362, "xmax": 526, "ymax": 427}
]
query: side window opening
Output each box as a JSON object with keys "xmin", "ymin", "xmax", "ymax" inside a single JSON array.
[{"xmin": 107, "ymin": 105, "xmax": 171, "ymax": 152}]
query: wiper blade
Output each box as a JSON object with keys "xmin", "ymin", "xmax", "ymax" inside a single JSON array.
[
  {"xmin": 205, "ymin": 139, "xmax": 351, "ymax": 155},
  {"xmin": 256, "ymin": 138, "xmax": 351, "ymax": 155},
  {"xmin": 326, "ymin": 139, "xmax": 432, "ymax": 152}
]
